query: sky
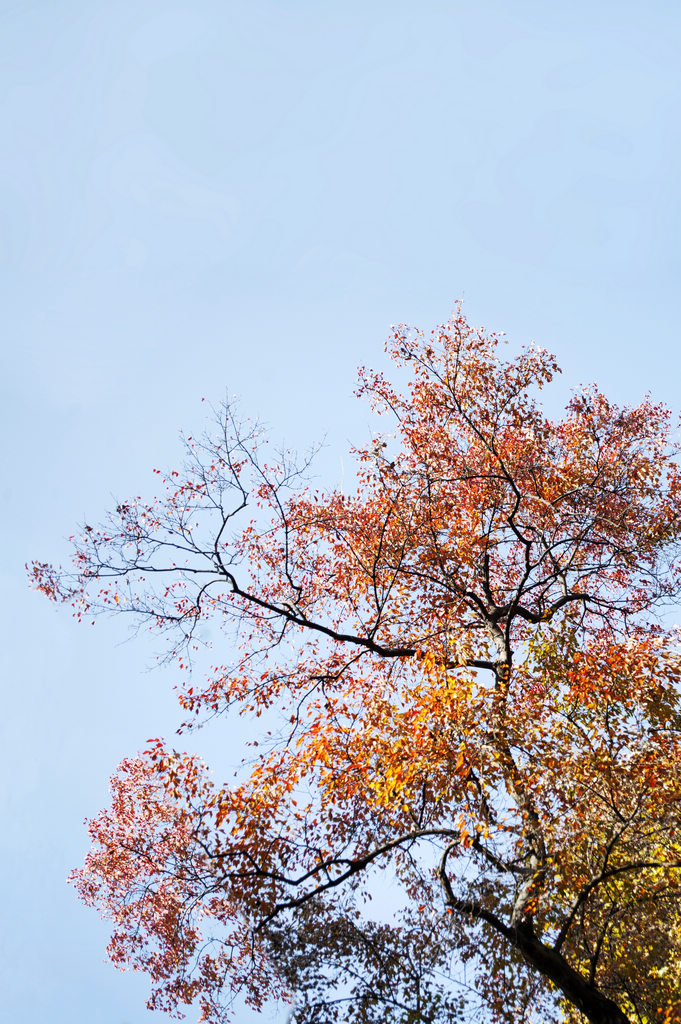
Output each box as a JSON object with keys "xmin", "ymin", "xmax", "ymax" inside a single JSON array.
[{"xmin": 2, "ymin": 1, "xmax": 681, "ymax": 1021}]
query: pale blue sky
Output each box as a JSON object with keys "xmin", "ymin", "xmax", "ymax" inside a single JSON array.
[{"xmin": 3, "ymin": 2, "xmax": 681, "ymax": 1021}]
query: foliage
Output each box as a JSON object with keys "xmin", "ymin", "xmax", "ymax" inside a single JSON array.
[{"xmin": 32, "ymin": 311, "xmax": 681, "ymax": 1023}]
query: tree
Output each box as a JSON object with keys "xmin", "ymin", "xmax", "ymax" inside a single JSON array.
[{"xmin": 32, "ymin": 311, "xmax": 681, "ymax": 1024}]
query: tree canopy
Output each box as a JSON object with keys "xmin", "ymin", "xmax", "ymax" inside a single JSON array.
[{"xmin": 32, "ymin": 311, "xmax": 681, "ymax": 1023}]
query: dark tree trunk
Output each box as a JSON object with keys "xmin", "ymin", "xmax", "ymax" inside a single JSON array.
[{"xmin": 511, "ymin": 923, "xmax": 630, "ymax": 1024}]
